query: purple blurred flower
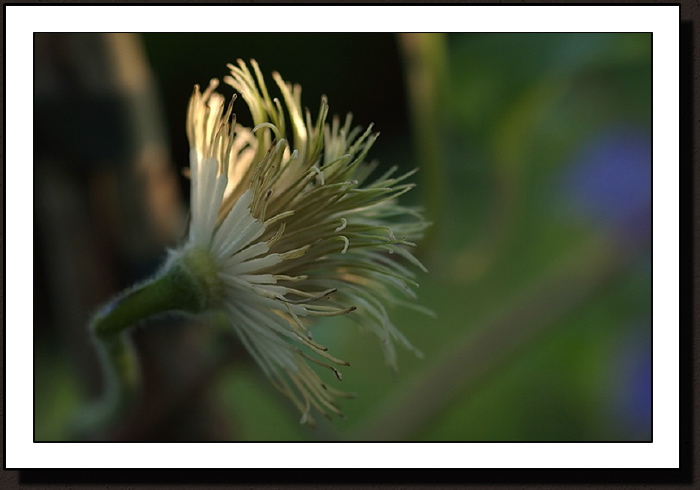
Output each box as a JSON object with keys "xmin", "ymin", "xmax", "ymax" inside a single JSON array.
[
  {"xmin": 610, "ymin": 324, "xmax": 652, "ymax": 440},
  {"xmin": 559, "ymin": 128, "xmax": 651, "ymax": 243}
]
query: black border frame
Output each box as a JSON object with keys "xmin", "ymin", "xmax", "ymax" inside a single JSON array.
[{"xmin": 3, "ymin": 1, "xmax": 693, "ymax": 488}]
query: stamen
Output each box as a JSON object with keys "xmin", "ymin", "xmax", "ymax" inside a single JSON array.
[
  {"xmin": 265, "ymin": 222, "xmax": 286, "ymax": 248},
  {"xmin": 285, "ymin": 308, "xmax": 325, "ymax": 351},
  {"xmin": 308, "ymin": 305, "xmax": 357, "ymax": 318},
  {"xmin": 311, "ymin": 165, "xmax": 325, "ymax": 186},
  {"xmin": 278, "ymin": 245, "xmax": 310, "ymax": 261},
  {"xmin": 338, "ymin": 236, "xmax": 349, "ymax": 254},
  {"xmin": 264, "ymin": 210, "xmax": 295, "ymax": 226},
  {"xmin": 334, "ymin": 218, "xmax": 347, "ymax": 232},
  {"xmin": 272, "ymin": 274, "xmax": 308, "ymax": 282},
  {"xmin": 279, "ymin": 288, "xmax": 337, "ymax": 305},
  {"xmin": 259, "ymin": 188, "xmax": 273, "ymax": 222},
  {"xmin": 297, "ymin": 350, "xmax": 345, "ymax": 381},
  {"xmin": 252, "ymin": 122, "xmax": 281, "ymax": 138},
  {"xmin": 287, "ymin": 374, "xmax": 326, "ymax": 423}
]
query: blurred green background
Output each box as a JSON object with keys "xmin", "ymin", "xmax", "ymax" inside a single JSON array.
[{"xmin": 34, "ymin": 33, "xmax": 651, "ymax": 441}]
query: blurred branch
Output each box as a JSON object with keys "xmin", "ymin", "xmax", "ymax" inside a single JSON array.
[
  {"xmin": 353, "ymin": 232, "xmax": 632, "ymax": 440},
  {"xmin": 450, "ymin": 77, "xmax": 569, "ymax": 283},
  {"xmin": 398, "ymin": 33, "xmax": 449, "ymax": 255},
  {"xmin": 34, "ymin": 33, "xmax": 191, "ymax": 440}
]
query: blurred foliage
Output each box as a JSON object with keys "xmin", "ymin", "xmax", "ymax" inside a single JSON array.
[{"xmin": 35, "ymin": 33, "xmax": 651, "ymax": 442}]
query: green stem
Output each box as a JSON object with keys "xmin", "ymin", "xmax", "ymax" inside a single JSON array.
[
  {"xmin": 398, "ymin": 33, "xmax": 449, "ymax": 254},
  {"xmin": 85, "ymin": 331, "xmax": 139, "ymax": 431},
  {"xmin": 91, "ymin": 261, "xmax": 207, "ymax": 338},
  {"xmin": 74, "ymin": 255, "xmax": 212, "ymax": 439}
]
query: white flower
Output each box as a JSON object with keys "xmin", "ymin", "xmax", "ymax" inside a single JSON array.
[{"xmin": 173, "ymin": 59, "xmax": 428, "ymax": 425}]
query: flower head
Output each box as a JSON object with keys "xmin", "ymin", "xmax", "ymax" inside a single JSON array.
[{"xmin": 176, "ymin": 59, "xmax": 428, "ymax": 425}]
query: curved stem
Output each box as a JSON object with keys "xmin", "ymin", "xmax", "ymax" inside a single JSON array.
[
  {"xmin": 91, "ymin": 262, "xmax": 205, "ymax": 337},
  {"xmin": 73, "ymin": 259, "xmax": 208, "ymax": 439},
  {"xmin": 74, "ymin": 331, "xmax": 140, "ymax": 439}
]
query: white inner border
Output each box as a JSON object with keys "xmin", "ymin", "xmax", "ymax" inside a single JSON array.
[{"xmin": 7, "ymin": 5, "xmax": 679, "ymax": 469}]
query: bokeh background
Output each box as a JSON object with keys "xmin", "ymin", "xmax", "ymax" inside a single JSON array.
[{"xmin": 34, "ymin": 32, "xmax": 651, "ymax": 442}]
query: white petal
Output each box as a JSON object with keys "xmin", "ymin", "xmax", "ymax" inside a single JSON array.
[
  {"xmin": 216, "ymin": 218, "xmax": 266, "ymax": 263},
  {"xmin": 190, "ymin": 157, "xmax": 226, "ymax": 248},
  {"xmin": 210, "ymin": 189, "xmax": 254, "ymax": 256},
  {"xmin": 227, "ymin": 241, "xmax": 269, "ymax": 264},
  {"xmin": 225, "ymin": 253, "xmax": 283, "ymax": 275}
]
